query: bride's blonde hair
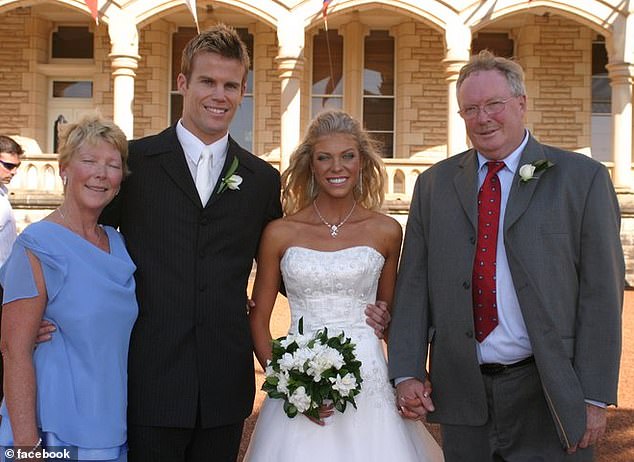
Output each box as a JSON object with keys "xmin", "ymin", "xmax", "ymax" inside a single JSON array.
[{"xmin": 281, "ymin": 110, "xmax": 386, "ymax": 215}]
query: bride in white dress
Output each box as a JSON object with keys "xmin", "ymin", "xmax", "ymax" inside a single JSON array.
[{"xmin": 245, "ymin": 110, "xmax": 444, "ymax": 461}]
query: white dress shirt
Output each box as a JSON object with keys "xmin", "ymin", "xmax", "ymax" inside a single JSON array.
[
  {"xmin": 475, "ymin": 130, "xmax": 533, "ymax": 365},
  {"xmin": 0, "ymin": 184, "xmax": 17, "ymax": 268},
  {"xmin": 176, "ymin": 120, "xmax": 229, "ymax": 195}
]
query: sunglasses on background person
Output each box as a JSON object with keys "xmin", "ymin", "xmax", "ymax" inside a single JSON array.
[{"xmin": 0, "ymin": 160, "xmax": 20, "ymax": 171}]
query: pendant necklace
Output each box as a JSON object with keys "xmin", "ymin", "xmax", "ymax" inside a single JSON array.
[
  {"xmin": 313, "ymin": 200, "xmax": 357, "ymax": 238},
  {"xmin": 58, "ymin": 206, "xmax": 104, "ymax": 247}
]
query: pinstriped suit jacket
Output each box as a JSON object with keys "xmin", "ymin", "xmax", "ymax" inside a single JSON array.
[
  {"xmin": 388, "ymin": 135, "xmax": 624, "ymax": 449},
  {"xmin": 102, "ymin": 125, "xmax": 282, "ymax": 428}
]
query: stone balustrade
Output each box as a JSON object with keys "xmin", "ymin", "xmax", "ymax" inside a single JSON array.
[
  {"xmin": 11, "ymin": 155, "xmax": 634, "ymax": 287},
  {"xmin": 9, "ymin": 154, "xmax": 620, "ymax": 208}
]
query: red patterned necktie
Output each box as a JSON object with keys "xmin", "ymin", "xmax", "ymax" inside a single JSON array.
[{"xmin": 473, "ymin": 161, "xmax": 505, "ymax": 342}]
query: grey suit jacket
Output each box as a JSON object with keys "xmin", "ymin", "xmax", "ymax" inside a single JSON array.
[{"xmin": 388, "ymin": 135, "xmax": 624, "ymax": 449}]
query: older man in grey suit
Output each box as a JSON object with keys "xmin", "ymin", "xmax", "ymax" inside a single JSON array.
[{"xmin": 388, "ymin": 50, "xmax": 624, "ymax": 461}]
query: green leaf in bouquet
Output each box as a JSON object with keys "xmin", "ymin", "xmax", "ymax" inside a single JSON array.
[
  {"xmin": 284, "ymin": 401, "xmax": 298, "ymax": 418},
  {"xmin": 267, "ymin": 390, "xmax": 286, "ymax": 400},
  {"xmin": 298, "ymin": 317, "xmax": 304, "ymax": 335},
  {"xmin": 286, "ymin": 341, "xmax": 299, "ymax": 354},
  {"xmin": 318, "ymin": 386, "xmax": 330, "ymax": 402},
  {"xmin": 335, "ymin": 400, "xmax": 346, "ymax": 413},
  {"xmin": 321, "ymin": 369, "xmax": 336, "ymax": 382}
]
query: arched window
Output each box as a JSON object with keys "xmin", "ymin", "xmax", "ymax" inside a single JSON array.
[
  {"xmin": 44, "ymin": 165, "xmax": 56, "ymax": 191},
  {"xmin": 26, "ymin": 165, "xmax": 38, "ymax": 190},
  {"xmin": 393, "ymin": 169, "xmax": 405, "ymax": 194}
]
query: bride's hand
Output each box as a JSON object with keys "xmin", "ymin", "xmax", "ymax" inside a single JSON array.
[
  {"xmin": 396, "ymin": 378, "xmax": 435, "ymax": 420},
  {"xmin": 305, "ymin": 402, "xmax": 335, "ymax": 426}
]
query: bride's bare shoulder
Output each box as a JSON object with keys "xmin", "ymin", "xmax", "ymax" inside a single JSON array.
[{"xmin": 261, "ymin": 208, "xmax": 314, "ymax": 244}]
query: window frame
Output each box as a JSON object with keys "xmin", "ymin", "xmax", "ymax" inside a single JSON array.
[
  {"xmin": 50, "ymin": 24, "xmax": 95, "ymax": 63},
  {"xmin": 362, "ymin": 29, "xmax": 395, "ymax": 158}
]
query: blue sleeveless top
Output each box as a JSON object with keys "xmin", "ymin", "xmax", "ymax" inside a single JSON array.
[{"xmin": 0, "ymin": 221, "xmax": 137, "ymax": 460}]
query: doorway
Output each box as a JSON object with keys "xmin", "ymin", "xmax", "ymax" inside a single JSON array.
[{"xmin": 47, "ymin": 79, "xmax": 95, "ymax": 153}]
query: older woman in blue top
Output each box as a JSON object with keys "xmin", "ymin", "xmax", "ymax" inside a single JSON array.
[{"xmin": 0, "ymin": 115, "xmax": 137, "ymax": 462}]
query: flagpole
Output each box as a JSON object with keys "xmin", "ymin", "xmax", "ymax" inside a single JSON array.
[
  {"xmin": 322, "ymin": 1, "xmax": 336, "ymax": 104},
  {"xmin": 184, "ymin": 0, "xmax": 200, "ymax": 33}
]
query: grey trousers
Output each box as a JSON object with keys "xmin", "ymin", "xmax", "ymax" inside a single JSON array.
[{"xmin": 441, "ymin": 362, "xmax": 593, "ymax": 462}]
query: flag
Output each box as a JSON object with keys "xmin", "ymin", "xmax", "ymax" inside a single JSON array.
[
  {"xmin": 184, "ymin": 0, "xmax": 200, "ymax": 33},
  {"xmin": 84, "ymin": 0, "xmax": 98, "ymax": 24},
  {"xmin": 322, "ymin": 0, "xmax": 332, "ymax": 18}
]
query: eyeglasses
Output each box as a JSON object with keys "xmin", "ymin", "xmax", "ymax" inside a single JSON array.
[
  {"xmin": 0, "ymin": 160, "xmax": 20, "ymax": 171},
  {"xmin": 458, "ymin": 97, "xmax": 516, "ymax": 120}
]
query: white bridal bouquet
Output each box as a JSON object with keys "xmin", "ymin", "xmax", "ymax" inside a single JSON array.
[{"xmin": 262, "ymin": 318, "xmax": 363, "ymax": 419}]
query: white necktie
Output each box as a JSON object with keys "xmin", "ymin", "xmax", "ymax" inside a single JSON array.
[{"xmin": 195, "ymin": 145, "xmax": 214, "ymax": 205}]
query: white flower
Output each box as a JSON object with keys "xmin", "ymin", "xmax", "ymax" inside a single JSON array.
[
  {"xmin": 329, "ymin": 373, "xmax": 358, "ymax": 397},
  {"xmin": 295, "ymin": 333, "xmax": 311, "ymax": 348},
  {"xmin": 518, "ymin": 160, "xmax": 554, "ymax": 184},
  {"xmin": 225, "ymin": 174, "xmax": 242, "ymax": 190},
  {"xmin": 306, "ymin": 346, "xmax": 345, "ymax": 381},
  {"xmin": 279, "ymin": 347, "xmax": 315, "ymax": 372},
  {"xmin": 320, "ymin": 346, "xmax": 345, "ymax": 370},
  {"xmin": 288, "ymin": 386, "xmax": 312, "ymax": 413},
  {"xmin": 277, "ymin": 352, "xmax": 296, "ymax": 372},
  {"xmin": 276, "ymin": 371, "xmax": 290, "ymax": 394},
  {"xmin": 306, "ymin": 345, "xmax": 344, "ymax": 382},
  {"xmin": 519, "ymin": 164, "xmax": 536, "ymax": 182},
  {"xmin": 295, "ymin": 347, "xmax": 316, "ymax": 367},
  {"xmin": 279, "ymin": 335, "xmax": 296, "ymax": 349},
  {"xmin": 280, "ymin": 333, "xmax": 310, "ymax": 349}
]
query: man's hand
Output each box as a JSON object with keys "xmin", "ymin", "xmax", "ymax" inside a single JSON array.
[
  {"xmin": 35, "ymin": 320, "xmax": 55, "ymax": 344},
  {"xmin": 567, "ymin": 404, "xmax": 607, "ymax": 454},
  {"xmin": 395, "ymin": 378, "xmax": 435, "ymax": 420},
  {"xmin": 365, "ymin": 300, "xmax": 390, "ymax": 339}
]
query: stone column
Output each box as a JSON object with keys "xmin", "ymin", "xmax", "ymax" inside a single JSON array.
[
  {"xmin": 341, "ymin": 18, "xmax": 364, "ymax": 120},
  {"xmin": 276, "ymin": 17, "xmax": 305, "ymax": 172},
  {"xmin": 607, "ymin": 62, "xmax": 634, "ymax": 189},
  {"xmin": 443, "ymin": 21, "xmax": 471, "ymax": 157},
  {"xmin": 108, "ymin": 10, "xmax": 140, "ymax": 139}
]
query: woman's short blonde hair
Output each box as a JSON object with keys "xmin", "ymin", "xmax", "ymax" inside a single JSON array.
[
  {"xmin": 281, "ymin": 110, "xmax": 386, "ymax": 215},
  {"xmin": 58, "ymin": 114, "xmax": 129, "ymax": 176}
]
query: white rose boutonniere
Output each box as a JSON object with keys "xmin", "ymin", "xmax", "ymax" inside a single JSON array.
[
  {"xmin": 218, "ymin": 157, "xmax": 241, "ymax": 193},
  {"xmin": 519, "ymin": 159, "xmax": 554, "ymax": 184},
  {"xmin": 224, "ymin": 174, "xmax": 242, "ymax": 190}
]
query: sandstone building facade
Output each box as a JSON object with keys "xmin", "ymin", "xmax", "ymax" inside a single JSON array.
[{"xmin": 2, "ymin": 0, "xmax": 634, "ymax": 278}]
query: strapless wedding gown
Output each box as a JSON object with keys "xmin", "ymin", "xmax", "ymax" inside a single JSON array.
[{"xmin": 244, "ymin": 246, "xmax": 444, "ymax": 461}]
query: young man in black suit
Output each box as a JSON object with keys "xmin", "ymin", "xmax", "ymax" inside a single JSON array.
[{"xmin": 102, "ymin": 25, "xmax": 282, "ymax": 462}]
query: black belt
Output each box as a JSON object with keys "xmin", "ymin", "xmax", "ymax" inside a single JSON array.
[{"xmin": 480, "ymin": 356, "xmax": 535, "ymax": 375}]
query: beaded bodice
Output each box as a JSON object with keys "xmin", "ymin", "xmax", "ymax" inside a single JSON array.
[{"xmin": 281, "ymin": 246, "xmax": 384, "ymax": 337}]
